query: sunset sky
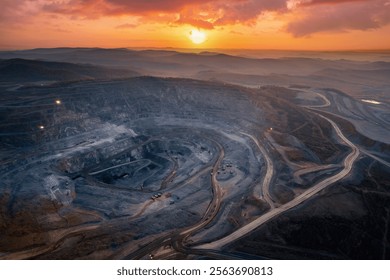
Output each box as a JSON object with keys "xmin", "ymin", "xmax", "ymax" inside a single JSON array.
[{"xmin": 1, "ymin": 0, "xmax": 390, "ymax": 50}]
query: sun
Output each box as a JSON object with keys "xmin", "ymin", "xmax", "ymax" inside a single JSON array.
[{"xmin": 189, "ymin": 29, "xmax": 206, "ymax": 45}]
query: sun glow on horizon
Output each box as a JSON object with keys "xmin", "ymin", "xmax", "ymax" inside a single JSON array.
[{"xmin": 189, "ymin": 29, "xmax": 207, "ymax": 45}]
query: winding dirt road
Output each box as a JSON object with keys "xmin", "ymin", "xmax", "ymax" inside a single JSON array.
[
  {"xmin": 240, "ymin": 132, "xmax": 275, "ymax": 209},
  {"xmin": 195, "ymin": 106, "xmax": 360, "ymax": 250}
]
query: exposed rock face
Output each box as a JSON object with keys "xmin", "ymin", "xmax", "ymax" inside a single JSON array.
[{"xmin": 0, "ymin": 76, "xmax": 389, "ymax": 260}]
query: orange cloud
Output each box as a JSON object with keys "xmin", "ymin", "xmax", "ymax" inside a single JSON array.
[
  {"xmin": 287, "ymin": 0, "xmax": 390, "ymax": 36},
  {"xmin": 176, "ymin": 15, "xmax": 215, "ymax": 30},
  {"xmin": 42, "ymin": 0, "xmax": 215, "ymax": 17},
  {"xmin": 30, "ymin": 0, "xmax": 387, "ymax": 35},
  {"xmin": 1, "ymin": 0, "xmax": 389, "ymax": 49},
  {"xmin": 115, "ymin": 23, "xmax": 138, "ymax": 29},
  {"xmin": 305, "ymin": 0, "xmax": 366, "ymax": 5}
]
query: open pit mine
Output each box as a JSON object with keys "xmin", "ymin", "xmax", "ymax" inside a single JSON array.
[{"xmin": 1, "ymin": 50, "xmax": 389, "ymax": 259}]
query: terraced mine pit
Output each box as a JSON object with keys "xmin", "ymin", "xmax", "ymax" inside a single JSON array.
[{"xmin": 0, "ymin": 75, "xmax": 389, "ymax": 260}]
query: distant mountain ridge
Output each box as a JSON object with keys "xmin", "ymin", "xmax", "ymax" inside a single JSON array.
[
  {"xmin": 1, "ymin": 48, "xmax": 389, "ymax": 78},
  {"xmin": 0, "ymin": 48, "xmax": 389, "ymax": 103},
  {"xmin": 0, "ymin": 58, "xmax": 139, "ymax": 82}
]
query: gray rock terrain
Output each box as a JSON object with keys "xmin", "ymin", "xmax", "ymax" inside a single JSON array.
[{"xmin": 0, "ymin": 49, "xmax": 389, "ymax": 259}]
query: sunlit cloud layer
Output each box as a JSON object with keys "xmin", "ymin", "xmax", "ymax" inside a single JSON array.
[{"xmin": 1, "ymin": 0, "xmax": 389, "ymax": 49}]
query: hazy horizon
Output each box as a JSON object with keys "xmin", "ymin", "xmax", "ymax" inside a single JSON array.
[
  {"xmin": 2, "ymin": 46, "xmax": 390, "ymax": 62},
  {"xmin": 2, "ymin": 46, "xmax": 390, "ymax": 52}
]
